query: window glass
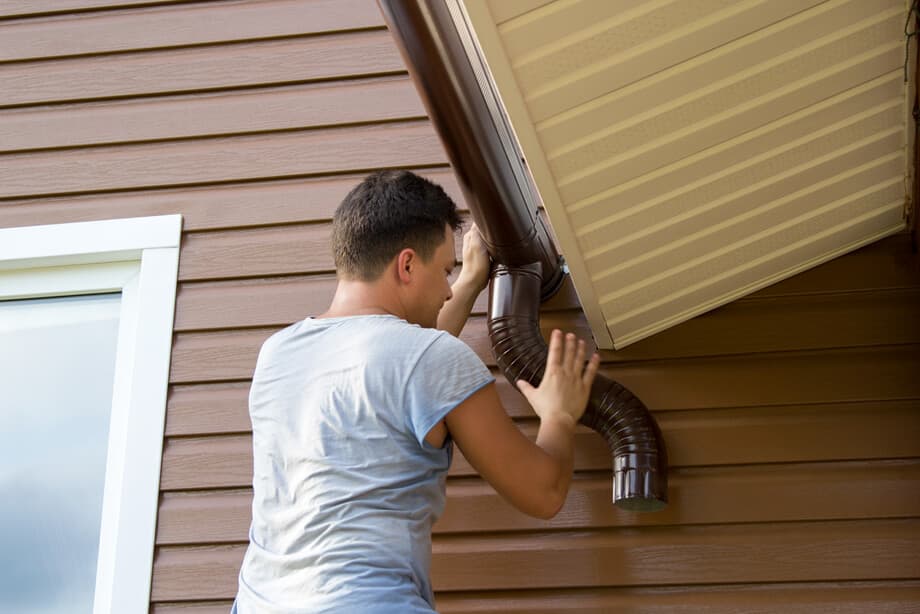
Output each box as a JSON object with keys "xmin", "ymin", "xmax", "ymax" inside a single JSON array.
[{"xmin": 0, "ymin": 293, "xmax": 121, "ymax": 613}]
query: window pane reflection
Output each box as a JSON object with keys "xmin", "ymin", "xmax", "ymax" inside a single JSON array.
[{"xmin": 0, "ymin": 293, "xmax": 120, "ymax": 614}]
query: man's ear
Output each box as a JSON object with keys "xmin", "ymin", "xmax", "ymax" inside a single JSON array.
[{"xmin": 396, "ymin": 248, "xmax": 415, "ymax": 283}]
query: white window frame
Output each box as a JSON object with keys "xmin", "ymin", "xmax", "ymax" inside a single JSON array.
[{"xmin": 0, "ymin": 215, "xmax": 182, "ymax": 614}]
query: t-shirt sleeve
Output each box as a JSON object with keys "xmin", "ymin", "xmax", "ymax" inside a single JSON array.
[{"xmin": 403, "ymin": 332, "xmax": 495, "ymax": 446}]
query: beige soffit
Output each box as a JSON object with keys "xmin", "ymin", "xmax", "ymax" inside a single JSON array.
[{"xmin": 460, "ymin": 0, "xmax": 913, "ymax": 349}]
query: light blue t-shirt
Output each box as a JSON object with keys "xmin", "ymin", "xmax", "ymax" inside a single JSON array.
[{"xmin": 233, "ymin": 315, "xmax": 493, "ymax": 613}]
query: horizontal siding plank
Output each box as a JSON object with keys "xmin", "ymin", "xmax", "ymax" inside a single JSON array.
[
  {"xmin": 437, "ymin": 581, "xmax": 920, "ymax": 614},
  {"xmin": 0, "ymin": 169, "xmax": 460, "ymax": 230},
  {"xmin": 749, "ymin": 231, "xmax": 920, "ymax": 296},
  {"xmin": 165, "ymin": 381, "xmax": 252, "ymax": 436},
  {"xmin": 452, "ymin": 402, "xmax": 920, "ymax": 475},
  {"xmin": 176, "ymin": 221, "xmax": 393, "ymax": 281},
  {"xmin": 150, "ymin": 519, "xmax": 920, "ymax": 600},
  {"xmin": 165, "ymin": 376, "xmax": 538, "ymax": 437},
  {"xmin": 0, "ymin": 121, "xmax": 444, "ymax": 198},
  {"xmin": 175, "ymin": 275, "xmax": 339, "ymax": 332},
  {"xmin": 166, "ymin": 368, "xmax": 920, "ymax": 437},
  {"xmin": 173, "ymin": 270, "xmax": 581, "ymax": 332},
  {"xmin": 511, "ymin": 294, "xmax": 920, "ymax": 363},
  {"xmin": 0, "ymin": 1, "xmax": 188, "ymax": 19},
  {"xmin": 608, "ymin": 288, "xmax": 920, "ymax": 360},
  {"xmin": 156, "ymin": 460, "xmax": 920, "ymax": 544},
  {"xmin": 169, "ymin": 327, "xmax": 273, "ymax": 384},
  {"xmin": 150, "ymin": 581, "xmax": 920, "ymax": 614},
  {"xmin": 160, "ymin": 434, "xmax": 252, "ymax": 491},
  {"xmin": 175, "ymin": 275, "xmax": 481, "ymax": 330},
  {"xmin": 0, "ymin": 29, "xmax": 402, "ymax": 107},
  {"xmin": 157, "ymin": 488, "xmax": 251, "ymax": 545},
  {"xmin": 177, "ymin": 211, "xmax": 469, "ymax": 284},
  {"xmin": 430, "ymin": 519, "xmax": 920, "ymax": 591},
  {"xmin": 438, "ymin": 459, "xmax": 920, "ymax": 533},
  {"xmin": 173, "ymin": 220, "xmax": 460, "ymax": 279},
  {"xmin": 168, "ymin": 339, "xmax": 920, "ymax": 408},
  {"xmin": 0, "ymin": 77, "xmax": 425, "ymax": 152},
  {"xmin": 168, "ymin": 295, "xmax": 920, "ymax": 381},
  {"xmin": 616, "ymin": 344, "xmax": 920, "ymax": 410},
  {"xmin": 0, "ymin": 0, "xmax": 384, "ymax": 62},
  {"xmin": 158, "ymin": 400, "xmax": 920, "ymax": 489},
  {"xmin": 655, "ymin": 400, "xmax": 920, "ymax": 466}
]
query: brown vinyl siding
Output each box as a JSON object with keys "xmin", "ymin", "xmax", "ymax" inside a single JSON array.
[
  {"xmin": 0, "ymin": 1, "xmax": 918, "ymax": 612},
  {"xmin": 150, "ymin": 519, "xmax": 920, "ymax": 598},
  {"xmin": 0, "ymin": 169, "xmax": 464, "ymax": 231},
  {"xmin": 157, "ymin": 397, "xmax": 920, "ymax": 486},
  {"xmin": 0, "ymin": 77, "xmax": 426, "ymax": 153},
  {"xmin": 157, "ymin": 458, "xmax": 920, "ymax": 541},
  {"xmin": 0, "ymin": 31, "xmax": 402, "ymax": 107},
  {"xmin": 0, "ymin": 1, "xmax": 191, "ymax": 19},
  {"xmin": 0, "ymin": 122, "xmax": 442, "ymax": 197},
  {"xmin": 0, "ymin": 0, "xmax": 385, "ymax": 61}
]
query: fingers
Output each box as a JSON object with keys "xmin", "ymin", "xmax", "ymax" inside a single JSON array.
[
  {"xmin": 545, "ymin": 329, "xmax": 599, "ymax": 391},
  {"xmin": 546, "ymin": 329, "xmax": 563, "ymax": 366},
  {"xmin": 562, "ymin": 332, "xmax": 577, "ymax": 371},
  {"xmin": 464, "ymin": 223, "xmax": 481, "ymax": 244},
  {"xmin": 583, "ymin": 353, "xmax": 601, "ymax": 387},
  {"xmin": 547, "ymin": 329, "xmax": 596, "ymax": 374},
  {"xmin": 461, "ymin": 224, "xmax": 490, "ymax": 280},
  {"xmin": 574, "ymin": 338, "xmax": 586, "ymax": 375},
  {"xmin": 515, "ymin": 378, "xmax": 535, "ymax": 402}
]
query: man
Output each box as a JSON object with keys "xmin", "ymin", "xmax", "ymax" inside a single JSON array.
[{"xmin": 233, "ymin": 170, "xmax": 599, "ymax": 613}]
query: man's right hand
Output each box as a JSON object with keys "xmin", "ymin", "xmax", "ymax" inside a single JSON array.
[{"xmin": 516, "ymin": 329, "xmax": 600, "ymax": 428}]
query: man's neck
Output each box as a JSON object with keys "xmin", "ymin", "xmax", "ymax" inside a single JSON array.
[{"xmin": 318, "ymin": 278, "xmax": 406, "ymax": 320}]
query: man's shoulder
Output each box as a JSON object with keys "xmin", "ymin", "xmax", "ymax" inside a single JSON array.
[
  {"xmin": 259, "ymin": 315, "xmax": 472, "ymax": 362},
  {"xmin": 378, "ymin": 320, "xmax": 464, "ymax": 363},
  {"xmin": 349, "ymin": 318, "xmax": 478, "ymax": 369}
]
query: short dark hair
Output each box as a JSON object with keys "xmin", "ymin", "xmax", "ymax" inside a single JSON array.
[{"xmin": 332, "ymin": 170, "xmax": 462, "ymax": 280}]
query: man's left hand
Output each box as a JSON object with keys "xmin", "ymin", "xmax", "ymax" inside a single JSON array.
[{"xmin": 458, "ymin": 223, "xmax": 491, "ymax": 292}]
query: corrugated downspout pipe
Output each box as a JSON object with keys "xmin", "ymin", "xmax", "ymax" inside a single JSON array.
[
  {"xmin": 489, "ymin": 264, "xmax": 668, "ymax": 511},
  {"xmin": 379, "ymin": 0, "xmax": 668, "ymax": 511}
]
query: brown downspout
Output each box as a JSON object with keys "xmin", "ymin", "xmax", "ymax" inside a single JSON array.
[{"xmin": 378, "ymin": 0, "xmax": 668, "ymax": 511}]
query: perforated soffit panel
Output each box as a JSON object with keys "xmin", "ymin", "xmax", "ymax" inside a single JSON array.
[{"xmin": 462, "ymin": 0, "xmax": 912, "ymax": 349}]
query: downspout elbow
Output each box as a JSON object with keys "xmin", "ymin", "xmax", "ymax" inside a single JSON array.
[{"xmin": 488, "ymin": 264, "xmax": 669, "ymax": 512}]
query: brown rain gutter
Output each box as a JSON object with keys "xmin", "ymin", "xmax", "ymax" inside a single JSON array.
[{"xmin": 378, "ymin": 0, "xmax": 668, "ymax": 511}]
